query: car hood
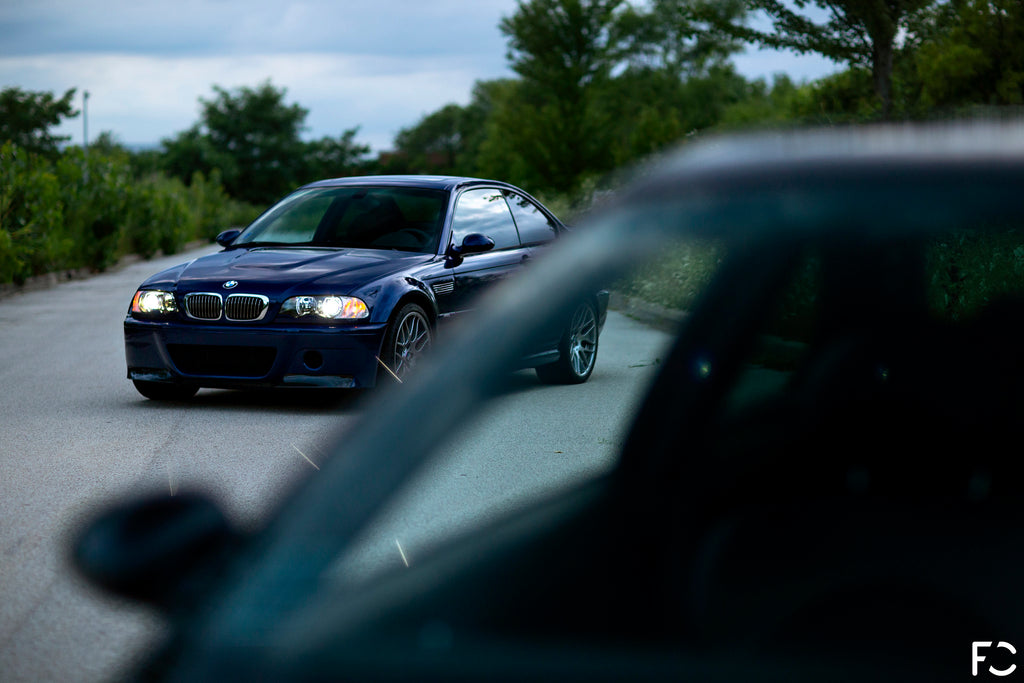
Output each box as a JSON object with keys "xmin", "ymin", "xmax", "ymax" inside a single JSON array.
[{"xmin": 149, "ymin": 247, "xmax": 435, "ymax": 296}]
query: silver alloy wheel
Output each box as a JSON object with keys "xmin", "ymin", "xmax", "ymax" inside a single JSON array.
[
  {"xmin": 567, "ymin": 303, "xmax": 598, "ymax": 377},
  {"xmin": 392, "ymin": 308, "xmax": 431, "ymax": 378}
]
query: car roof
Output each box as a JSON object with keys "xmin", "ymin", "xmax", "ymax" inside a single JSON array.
[
  {"xmin": 605, "ymin": 122, "xmax": 1024, "ymax": 244},
  {"xmin": 300, "ymin": 174, "xmax": 515, "ymax": 192}
]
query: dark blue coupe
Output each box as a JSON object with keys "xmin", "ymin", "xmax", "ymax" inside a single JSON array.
[{"xmin": 125, "ymin": 176, "xmax": 608, "ymax": 399}]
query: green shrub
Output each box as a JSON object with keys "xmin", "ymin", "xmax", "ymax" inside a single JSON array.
[
  {"xmin": 618, "ymin": 240, "xmax": 723, "ymax": 311},
  {"xmin": 186, "ymin": 169, "xmax": 261, "ymax": 238},
  {"xmin": 124, "ymin": 175, "xmax": 194, "ymax": 258},
  {"xmin": 0, "ymin": 142, "xmax": 263, "ymax": 285},
  {"xmin": 55, "ymin": 147, "xmax": 135, "ymax": 270},
  {"xmin": 0, "ymin": 142, "xmax": 65, "ymax": 282}
]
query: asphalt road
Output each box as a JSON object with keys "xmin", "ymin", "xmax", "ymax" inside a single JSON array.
[{"xmin": 0, "ymin": 245, "xmax": 671, "ymax": 682}]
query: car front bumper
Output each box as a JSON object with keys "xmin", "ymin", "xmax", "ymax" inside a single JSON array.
[{"xmin": 125, "ymin": 317, "xmax": 389, "ymax": 390}]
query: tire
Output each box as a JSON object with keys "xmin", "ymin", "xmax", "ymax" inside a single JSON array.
[
  {"xmin": 132, "ymin": 380, "xmax": 199, "ymax": 401},
  {"xmin": 535, "ymin": 300, "xmax": 599, "ymax": 385},
  {"xmin": 378, "ymin": 303, "xmax": 432, "ymax": 384}
]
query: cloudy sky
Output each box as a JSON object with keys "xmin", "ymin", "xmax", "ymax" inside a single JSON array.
[{"xmin": 0, "ymin": 0, "xmax": 836, "ymax": 152}]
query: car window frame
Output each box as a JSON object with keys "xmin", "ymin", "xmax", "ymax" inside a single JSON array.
[
  {"xmin": 448, "ymin": 187, "xmax": 523, "ymax": 254},
  {"xmin": 503, "ymin": 190, "xmax": 561, "ymax": 247}
]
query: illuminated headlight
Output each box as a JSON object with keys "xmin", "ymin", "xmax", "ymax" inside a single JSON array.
[
  {"xmin": 131, "ymin": 290, "xmax": 177, "ymax": 316},
  {"xmin": 280, "ymin": 295, "xmax": 369, "ymax": 320}
]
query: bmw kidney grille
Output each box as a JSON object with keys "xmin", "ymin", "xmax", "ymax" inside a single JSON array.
[
  {"xmin": 225, "ymin": 294, "xmax": 269, "ymax": 321},
  {"xmin": 184, "ymin": 293, "xmax": 222, "ymax": 320},
  {"xmin": 184, "ymin": 293, "xmax": 269, "ymax": 321}
]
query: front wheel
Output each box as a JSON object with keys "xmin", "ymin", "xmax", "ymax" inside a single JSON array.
[
  {"xmin": 535, "ymin": 301, "xmax": 599, "ymax": 385},
  {"xmin": 132, "ymin": 380, "xmax": 198, "ymax": 401},
  {"xmin": 379, "ymin": 303, "xmax": 432, "ymax": 384}
]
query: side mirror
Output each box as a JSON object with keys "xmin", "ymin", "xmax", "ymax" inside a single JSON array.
[
  {"xmin": 72, "ymin": 492, "xmax": 238, "ymax": 612},
  {"xmin": 446, "ymin": 233, "xmax": 495, "ymax": 267},
  {"xmin": 215, "ymin": 228, "xmax": 243, "ymax": 247}
]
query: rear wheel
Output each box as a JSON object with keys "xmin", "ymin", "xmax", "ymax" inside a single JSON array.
[
  {"xmin": 132, "ymin": 380, "xmax": 199, "ymax": 401},
  {"xmin": 379, "ymin": 303, "xmax": 432, "ymax": 384},
  {"xmin": 535, "ymin": 301, "xmax": 599, "ymax": 385}
]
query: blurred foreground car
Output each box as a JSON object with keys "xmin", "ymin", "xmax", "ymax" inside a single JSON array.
[
  {"xmin": 80, "ymin": 124, "xmax": 1024, "ymax": 681},
  {"xmin": 125, "ymin": 175, "xmax": 605, "ymax": 399}
]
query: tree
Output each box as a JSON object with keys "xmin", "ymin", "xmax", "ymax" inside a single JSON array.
[
  {"xmin": 303, "ymin": 128, "xmax": 371, "ymax": 182},
  {"xmin": 717, "ymin": 0, "xmax": 936, "ymax": 118},
  {"xmin": 474, "ymin": 79, "xmax": 552, "ymax": 190},
  {"xmin": 391, "ymin": 104, "xmax": 470, "ymax": 175},
  {"xmin": 909, "ymin": 0, "xmax": 1024, "ymax": 109},
  {"xmin": 718, "ymin": 73, "xmax": 802, "ymax": 127},
  {"xmin": 162, "ymin": 125, "xmax": 237, "ymax": 191},
  {"xmin": 386, "ymin": 84, "xmax": 510, "ymax": 177},
  {"xmin": 197, "ymin": 81, "xmax": 308, "ymax": 204},
  {"xmin": 618, "ymin": 0, "xmax": 747, "ymax": 78},
  {"xmin": 599, "ymin": 0, "xmax": 749, "ymax": 162},
  {"xmin": 498, "ymin": 0, "xmax": 629, "ymax": 192},
  {"xmin": 0, "ymin": 87, "xmax": 78, "ymax": 158},
  {"xmin": 161, "ymin": 81, "xmax": 368, "ymax": 205},
  {"xmin": 490, "ymin": 0, "xmax": 751, "ymax": 193}
]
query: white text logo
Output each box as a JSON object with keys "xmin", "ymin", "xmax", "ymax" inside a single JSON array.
[{"xmin": 974, "ymin": 642, "xmax": 1018, "ymax": 677}]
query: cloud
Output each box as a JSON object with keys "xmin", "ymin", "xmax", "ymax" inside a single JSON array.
[
  {"xmin": 0, "ymin": 0, "xmax": 520, "ymax": 150},
  {"xmin": 0, "ymin": 51, "xmax": 503, "ymax": 150},
  {"xmin": 0, "ymin": 0, "xmax": 518, "ymax": 58},
  {"xmin": 0, "ymin": 0, "xmax": 838, "ymax": 152}
]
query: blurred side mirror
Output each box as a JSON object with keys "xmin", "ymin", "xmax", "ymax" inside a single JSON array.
[
  {"xmin": 446, "ymin": 233, "xmax": 495, "ymax": 267},
  {"xmin": 215, "ymin": 228, "xmax": 242, "ymax": 247},
  {"xmin": 72, "ymin": 492, "xmax": 238, "ymax": 612}
]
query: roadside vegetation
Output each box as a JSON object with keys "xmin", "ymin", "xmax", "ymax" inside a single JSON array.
[{"xmin": 2, "ymin": 0, "xmax": 1022, "ymax": 288}]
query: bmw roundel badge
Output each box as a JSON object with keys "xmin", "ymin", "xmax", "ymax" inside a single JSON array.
[{"xmin": 223, "ymin": 280, "xmax": 239, "ymax": 289}]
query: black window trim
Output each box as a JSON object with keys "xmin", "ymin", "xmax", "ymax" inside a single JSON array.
[
  {"xmin": 449, "ymin": 186, "xmax": 524, "ymax": 254},
  {"xmin": 502, "ymin": 189, "xmax": 561, "ymax": 248}
]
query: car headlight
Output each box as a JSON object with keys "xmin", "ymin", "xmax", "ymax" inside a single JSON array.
[
  {"xmin": 279, "ymin": 295, "xmax": 369, "ymax": 320},
  {"xmin": 131, "ymin": 290, "xmax": 177, "ymax": 316}
]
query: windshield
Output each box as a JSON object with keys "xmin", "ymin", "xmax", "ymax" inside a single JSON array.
[{"xmin": 235, "ymin": 186, "xmax": 448, "ymax": 253}]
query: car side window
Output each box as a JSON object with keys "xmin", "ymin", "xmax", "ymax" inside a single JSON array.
[
  {"xmin": 504, "ymin": 191, "xmax": 558, "ymax": 246},
  {"xmin": 450, "ymin": 188, "xmax": 520, "ymax": 251}
]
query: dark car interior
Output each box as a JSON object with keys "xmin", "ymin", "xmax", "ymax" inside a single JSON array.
[
  {"xmin": 264, "ymin": 228, "xmax": 1024, "ymax": 681},
  {"xmin": 315, "ymin": 190, "xmax": 445, "ymax": 252},
  {"xmin": 234, "ymin": 186, "xmax": 447, "ymax": 253},
  {"xmin": 662, "ymin": 236, "xmax": 1024, "ymax": 673}
]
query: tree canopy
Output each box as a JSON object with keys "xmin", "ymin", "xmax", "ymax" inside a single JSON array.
[
  {"xmin": 6, "ymin": 0, "xmax": 1024, "ymax": 239},
  {"xmin": 714, "ymin": 0, "xmax": 936, "ymax": 118},
  {"xmin": 909, "ymin": 0, "xmax": 1024, "ymax": 109},
  {"xmin": 0, "ymin": 87, "xmax": 78, "ymax": 158},
  {"xmin": 161, "ymin": 81, "xmax": 368, "ymax": 205}
]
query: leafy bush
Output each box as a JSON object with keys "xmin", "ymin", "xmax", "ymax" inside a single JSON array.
[
  {"xmin": 0, "ymin": 142, "xmax": 261, "ymax": 285},
  {"xmin": 0, "ymin": 142, "xmax": 66, "ymax": 282},
  {"xmin": 618, "ymin": 240, "xmax": 723, "ymax": 311},
  {"xmin": 56, "ymin": 147, "xmax": 133, "ymax": 270},
  {"xmin": 124, "ymin": 174, "xmax": 197, "ymax": 258}
]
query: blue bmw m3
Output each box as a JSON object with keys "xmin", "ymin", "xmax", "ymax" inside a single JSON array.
[{"xmin": 124, "ymin": 175, "xmax": 608, "ymax": 400}]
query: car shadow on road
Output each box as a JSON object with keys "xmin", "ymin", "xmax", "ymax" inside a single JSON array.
[
  {"xmin": 127, "ymin": 388, "xmax": 372, "ymax": 415},
  {"xmin": 484, "ymin": 369, "xmax": 561, "ymax": 398}
]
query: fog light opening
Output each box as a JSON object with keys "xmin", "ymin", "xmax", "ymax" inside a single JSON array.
[
  {"xmin": 303, "ymin": 350, "xmax": 324, "ymax": 371},
  {"xmin": 301, "ymin": 350, "xmax": 325, "ymax": 370}
]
